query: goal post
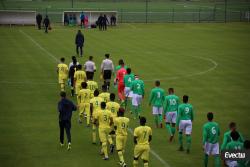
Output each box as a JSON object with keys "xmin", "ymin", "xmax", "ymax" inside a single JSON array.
[
  {"xmin": 0, "ymin": 10, "xmax": 36, "ymax": 25},
  {"xmin": 62, "ymin": 11, "xmax": 118, "ymax": 25}
]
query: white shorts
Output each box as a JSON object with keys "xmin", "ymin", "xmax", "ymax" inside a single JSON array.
[
  {"xmin": 225, "ymin": 160, "xmax": 238, "ymax": 167},
  {"xmin": 132, "ymin": 94, "xmax": 142, "ymax": 106},
  {"xmin": 204, "ymin": 142, "xmax": 219, "ymax": 155},
  {"xmin": 125, "ymin": 87, "xmax": 133, "ymax": 98},
  {"xmin": 166, "ymin": 111, "xmax": 177, "ymax": 123},
  {"xmin": 179, "ymin": 120, "xmax": 192, "ymax": 135},
  {"xmin": 152, "ymin": 106, "xmax": 163, "ymax": 115}
]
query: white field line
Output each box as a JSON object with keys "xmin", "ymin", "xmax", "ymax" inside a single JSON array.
[
  {"xmin": 128, "ymin": 128, "xmax": 171, "ymax": 167},
  {"xmin": 19, "ymin": 30, "xmax": 59, "ymax": 63},
  {"xmin": 125, "ymin": 23, "xmax": 137, "ymax": 29},
  {"xmin": 144, "ymin": 55, "xmax": 218, "ymax": 82}
]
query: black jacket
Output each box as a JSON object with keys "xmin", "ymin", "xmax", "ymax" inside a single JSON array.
[
  {"xmin": 43, "ymin": 17, "xmax": 50, "ymax": 27},
  {"xmin": 36, "ymin": 14, "xmax": 42, "ymax": 23},
  {"xmin": 75, "ymin": 33, "xmax": 84, "ymax": 46},
  {"xmin": 58, "ymin": 98, "xmax": 76, "ymax": 121}
]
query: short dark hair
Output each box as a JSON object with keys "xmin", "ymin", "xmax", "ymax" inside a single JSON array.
[
  {"xmin": 207, "ymin": 112, "xmax": 213, "ymax": 121},
  {"xmin": 81, "ymin": 82, "xmax": 87, "ymax": 88},
  {"xmin": 101, "ymin": 102, "xmax": 106, "ymax": 109},
  {"xmin": 60, "ymin": 57, "xmax": 65, "ymax": 62},
  {"xmin": 140, "ymin": 117, "xmax": 146, "ymax": 125},
  {"xmin": 110, "ymin": 93, "xmax": 115, "ymax": 101},
  {"xmin": 183, "ymin": 95, "xmax": 189, "ymax": 103},
  {"xmin": 118, "ymin": 59, "xmax": 124, "ymax": 65},
  {"xmin": 102, "ymin": 84, "xmax": 107, "ymax": 91},
  {"xmin": 73, "ymin": 59, "xmax": 77, "ymax": 65},
  {"xmin": 244, "ymin": 140, "xmax": 250, "ymax": 149},
  {"xmin": 77, "ymin": 64, "xmax": 82, "ymax": 70},
  {"xmin": 118, "ymin": 108, "xmax": 125, "ymax": 117},
  {"xmin": 105, "ymin": 54, "xmax": 109, "ymax": 58},
  {"xmin": 230, "ymin": 131, "xmax": 240, "ymax": 141},
  {"xmin": 72, "ymin": 56, "xmax": 76, "ymax": 61},
  {"xmin": 229, "ymin": 122, "xmax": 236, "ymax": 129},
  {"xmin": 155, "ymin": 80, "xmax": 160, "ymax": 87},
  {"xmin": 89, "ymin": 56, "xmax": 93, "ymax": 60},
  {"xmin": 60, "ymin": 91, "xmax": 66, "ymax": 98},
  {"xmin": 94, "ymin": 89, "xmax": 99, "ymax": 96},
  {"xmin": 168, "ymin": 88, "xmax": 174, "ymax": 94},
  {"xmin": 127, "ymin": 68, "xmax": 131, "ymax": 74}
]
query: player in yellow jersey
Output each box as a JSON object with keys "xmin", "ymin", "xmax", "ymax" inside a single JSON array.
[
  {"xmin": 94, "ymin": 102, "xmax": 114, "ymax": 160},
  {"xmin": 133, "ymin": 117, "xmax": 152, "ymax": 167},
  {"xmin": 114, "ymin": 108, "xmax": 129, "ymax": 167},
  {"xmin": 99, "ymin": 85, "xmax": 110, "ymax": 103},
  {"xmin": 87, "ymin": 79, "xmax": 98, "ymax": 98},
  {"xmin": 78, "ymin": 82, "xmax": 91, "ymax": 126},
  {"xmin": 57, "ymin": 57, "xmax": 69, "ymax": 91},
  {"xmin": 74, "ymin": 64, "xmax": 87, "ymax": 96},
  {"xmin": 90, "ymin": 89, "xmax": 103, "ymax": 144}
]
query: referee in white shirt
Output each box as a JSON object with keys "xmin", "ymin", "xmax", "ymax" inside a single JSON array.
[
  {"xmin": 84, "ymin": 56, "xmax": 96, "ymax": 80},
  {"xmin": 100, "ymin": 53, "xmax": 114, "ymax": 89}
]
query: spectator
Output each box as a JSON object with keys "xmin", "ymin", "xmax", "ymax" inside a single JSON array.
[
  {"xmin": 75, "ymin": 30, "xmax": 84, "ymax": 57},
  {"xmin": 43, "ymin": 15, "xmax": 50, "ymax": 33},
  {"xmin": 36, "ymin": 13, "xmax": 42, "ymax": 30},
  {"xmin": 102, "ymin": 14, "xmax": 109, "ymax": 31},
  {"xmin": 97, "ymin": 14, "xmax": 104, "ymax": 31},
  {"xmin": 64, "ymin": 14, "xmax": 69, "ymax": 26},
  {"xmin": 80, "ymin": 12, "xmax": 85, "ymax": 28},
  {"xmin": 110, "ymin": 15, "xmax": 116, "ymax": 26}
]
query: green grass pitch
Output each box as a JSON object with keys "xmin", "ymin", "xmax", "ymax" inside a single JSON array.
[{"xmin": 0, "ymin": 23, "xmax": 250, "ymax": 167}]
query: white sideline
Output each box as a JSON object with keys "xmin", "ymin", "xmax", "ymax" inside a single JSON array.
[
  {"xmin": 128, "ymin": 128, "xmax": 171, "ymax": 167},
  {"xmin": 19, "ymin": 30, "xmax": 59, "ymax": 63}
]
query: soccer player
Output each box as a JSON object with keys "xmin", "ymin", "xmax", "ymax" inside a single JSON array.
[
  {"xmin": 87, "ymin": 79, "xmax": 98, "ymax": 98},
  {"xmin": 74, "ymin": 64, "xmax": 87, "ymax": 96},
  {"xmin": 100, "ymin": 54, "xmax": 114, "ymax": 90},
  {"xmin": 106, "ymin": 93, "xmax": 120, "ymax": 120},
  {"xmin": 133, "ymin": 117, "xmax": 152, "ymax": 167},
  {"xmin": 94, "ymin": 102, "xmax": 114, "ymax": 160},
  {"xmin": 221, "ymin": 122, "xmax": 244, "ymax": 151},
  {"xmin": 114, "ymin": 108, "xmax": 129, "ymax": 167},
  {"xmin": 149, "ymin": 80, "xmax": 165, "ymax": 128},
  {"xmin": 164, "ymin": 88, "xmax": 179, "ymax": 142},
  {"xmin": 123, "ymin": 68, "xmax": 135, "ymax": 113},
  {"xmin": 99, "ymin": 85, "xmax": 110, "ymax": 103},
  {"xmin": 177, "ymin": 95, "xmax": 194, "ymax": 153},
  {"xmin": 68, "ymin": 58, "xmax": 78, "ymax": 96},
  {"xmin": 57, "ymin": 57, "xmax": 68, "ymax": 91},
  {"xmin": 202, "ymin": 112, "xmax": 220, "ymax": 167},
  {"xmin": 116, "ymin": 61, "xmax": 127, "ymax": 102},
  {"xmin": 225, "ymin": 131, "xmax": 244, "ymax": 167},
  {"xmin": 90, "ymin": 89, "xmax": 103, "ymax": 144},
  {"xmin": 130, "ymin": 75, "xmax": 145, "ymax": 119},
  {"xmin": 78, "ymin": 82, "xmax": 91, "ymax": 126}
]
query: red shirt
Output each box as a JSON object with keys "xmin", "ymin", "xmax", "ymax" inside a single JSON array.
[{"xmin": 116, "ymin": 67, "xmax": 127, "ymax": 83}]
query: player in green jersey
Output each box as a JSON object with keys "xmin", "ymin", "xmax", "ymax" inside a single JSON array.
[
  {"xmin": 221, "ymin": 122, "xmax": 244, "ymax": 151},
  {"xmin": 123, "ymin": 68, "xmax": 135, "ymax": 113},
  {"xmin": 130, "ymin": 75, "xmax": 145, "ymax": 119},
  {"xmin": 225, "ymin": 131, "xmax": 244, "ymax": 167},
  {"xmin": 149, "ymin": 80, "xmax": 165, "ymax": 128},
  {"xmin": 202, "ymin": 112, "xmax": 220, "ymax": 167},
  {"xmin": 164, "ymin": 88, "xmax": 179, "ymax": 142},
  {"xmin": 177, "ymin": 95, "xmax": 194, "ymax": 153}
]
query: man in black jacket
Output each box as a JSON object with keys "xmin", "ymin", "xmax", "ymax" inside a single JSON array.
[
  {"xmin": 75, "ymin": 30, "xmax": 84, "ymax": 57},
  {"xmin": 43, "ymin": 15, "xmax": 50, "ymax": 33},
  {"xmin": 36, "ymin": 13, "xmax": 42, "ymax": 29},
  {"xmin": 58, "ymin": 91, "xmax": 77, "ymax": 150}
]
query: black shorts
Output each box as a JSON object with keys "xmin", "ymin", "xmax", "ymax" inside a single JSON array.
[
  {"xmin": 70, "ymin": 77, "xmax": 74, "ymax": 87},
  {"xmin": 86, "ymin": 71, "xmax": 94, "ymax": 80},
  {"xmin": 103, "ymin": 70, "xmax": 112, "ymax": 80}
]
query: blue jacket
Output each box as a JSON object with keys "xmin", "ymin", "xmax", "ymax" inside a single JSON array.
[
  {"xmin": 75, "ymin": 32, "xmax": 84, "ymax": 46},
  {"xmin": 58, "ymin": 98, "xmax": 76, "ymax": 121}
]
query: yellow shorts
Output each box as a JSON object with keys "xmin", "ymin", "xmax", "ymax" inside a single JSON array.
[
  {"xmin": 79, "ymin": 103, "xmax": 90, "ymax": 116},
  {"xmin": 58, "ymin": 77, "xmax": 67, "ymax": 84},
  {"xmin": 134, "ymin": 144, "xmax": 150, "ymax": 161},
  {"xmin": 75, "ymin": 83, "xmax": 81, "ymax": 95},
  {"xmin": 98, "ymin": 127, "xmax": 111, "ymax": 143},
  {"xmin": 116, "ymin": 135, "xmax": 127, "ymax": 151}
]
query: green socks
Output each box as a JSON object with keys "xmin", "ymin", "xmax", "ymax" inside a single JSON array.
[
  {"xmin": 204, "ymin": 154, "xmax": 208, "ymax": 167},
  {"xmin": 159, "ymin": 114, "xmax": 163, "ymax": 123},
  {"xmin": 166, "ymin": 124, "xmax": 172, "ymax": 136},
  {"xmin": 186, "ymin": 135, "xmax": 191, "ymax": 150},
  {"xmin": 171, "ymin": 127, "xmax": 176, "ymax": 135},
  {"xmin": 214, "ymin": 155, "xmax": 220, "ymax": 167},
  {"xmin": 178, "ymin": 132, "xmax": 183, "ymax": 146},
  {"xmin": 154, "ymin": 115, "xmax": 158, "ymax": 126}
]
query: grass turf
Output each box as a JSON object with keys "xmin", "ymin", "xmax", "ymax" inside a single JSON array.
[{"xmin": 0, "ymin": 23, "xmax": 250, "ymax": 167}]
